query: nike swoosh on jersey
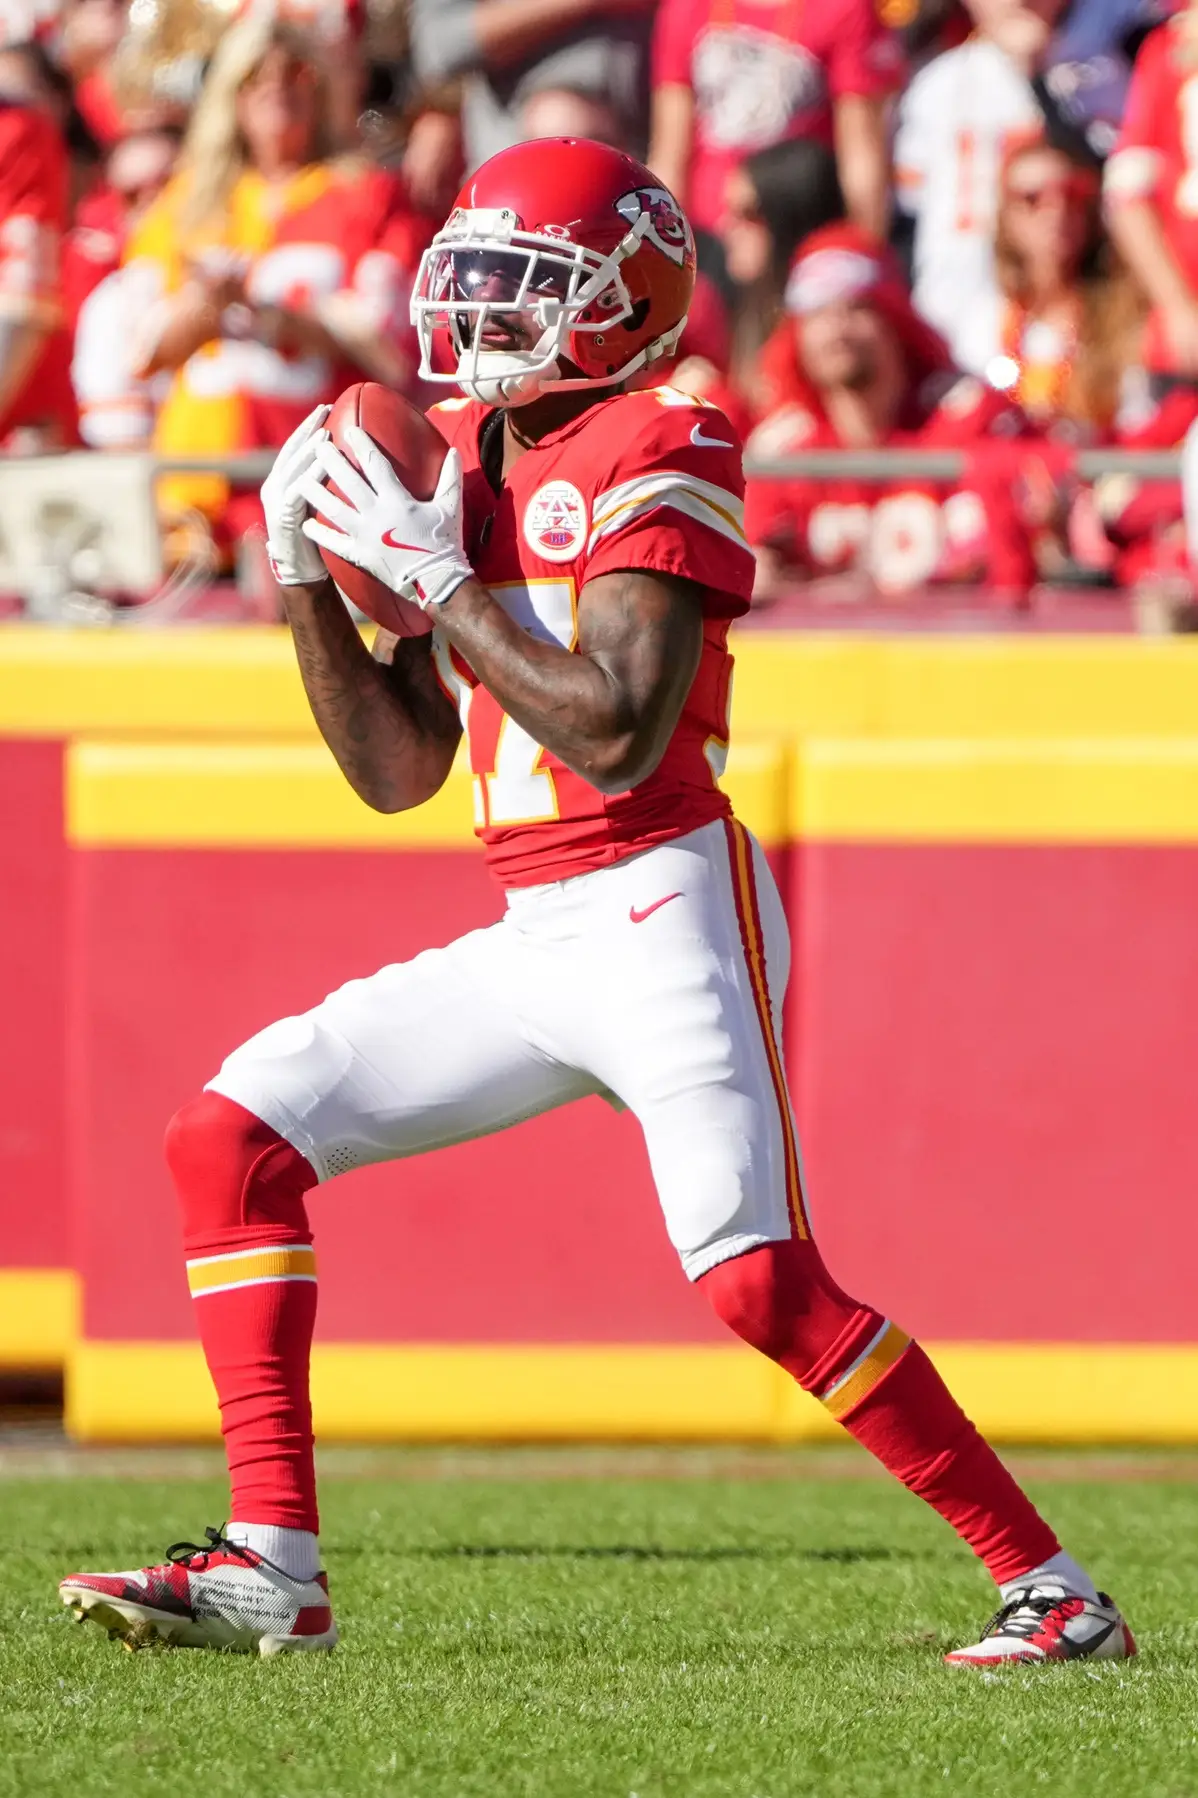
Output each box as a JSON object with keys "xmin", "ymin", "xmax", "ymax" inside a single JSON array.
[
  {"xmin": 690, "ymin": 423, "xmax": 735, "ymax": 449},
  {"xmin": 629, "ymin": 892, "xmax": 684, "ymax": 924},
  {"xmin": 381, "ymin": 529, "xmax": 424, "ymax": 551}
]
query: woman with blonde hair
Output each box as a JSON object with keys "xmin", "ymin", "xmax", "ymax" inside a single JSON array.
[
  {"xmin": 118, "ymin": 13, "xmax": 428, "ymax": 553},
  {"xmin": 958, "ymin": 130, "xmax": 1141, "ymax": 438}
]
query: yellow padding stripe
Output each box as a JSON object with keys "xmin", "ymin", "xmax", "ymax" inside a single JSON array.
[
  {"xmin": 820, "ymin": 1322, "xmax": 910, "ymax": 1420},
  {"xmin": 0, "ymin": 1269, "xmax": 78, "ymax": 1368},
  {"xmin": 66, "ymin": 1339, "xmax": 1198, "ymax": 1444},
  {"xmin": 0, "ymin": 624, "xmax": 318, "ymax": 737},
  {"xmin": 186, "ymin": 1244, "xmax": 316, "ymax": 1296},
  {"xmin": 728, "ymin": 634, "xmax": 1198, "ymax": 741},
  {"xmin": 10, "ymin": 626, "xmax": 1198, "ymax": 743},
  {"xmin": 794, "ymin": 738, "xmax": 1198, "ymax": 843},
  {"xmin": 69, "ymin": 741, "xmax": 479, "ymax": 849},
  {"xmin": 66, "ymin": 735, "xmax": 790, "ymax": 850}
]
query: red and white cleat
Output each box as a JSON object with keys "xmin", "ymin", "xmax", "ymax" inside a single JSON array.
[
  {"xmin": 945, "ymin": 1585, "xmax": 1136, "ymax": 1667},
  {"xmin": 59, "ymin": 1526, "xmax": 337, "ymax": 1656}
]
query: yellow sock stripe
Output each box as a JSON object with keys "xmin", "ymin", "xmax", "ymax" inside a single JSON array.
[
  {"xmin": 186, "ymin": 1244, "xmax": 317, "ymax": 1298},
  {"xmin": 820, "ymin": 1321, "xmax": 911, "ymax": 1421},
  {"xmin": 725, "ymin": 819, "xmax": 809, "ymax": 1240}
]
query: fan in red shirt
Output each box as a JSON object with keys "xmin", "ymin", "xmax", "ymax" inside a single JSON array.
[
  {"xmin": 61, "ymin": 124, "xmax": 182, "ymax": 324},
  {"xmin": 0, "ymin": 94, "xmax": 75, "ymax": 448},
  {"xmin": 647, "ymin": 0, "xmax": 903, "ymax": 242},
  {"xmin": 1106, "ymin": 12, "xmax": 1198, "ymax": 378},
  {"xmin": 743, "ymin": 224, "xmax": 1039, "ymax": 603},
  {"xmin": 1089, "ymin": 383, "xmax": 1198, "ymax": 591}
]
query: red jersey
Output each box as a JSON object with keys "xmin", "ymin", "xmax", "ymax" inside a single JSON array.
[
  {"xmin": 61, "ymin": 185, "xmax": 126, "ymax": 324},
  {"xmin": 1106, "ymin": 18, "xmax": 1198, "ymax": 371},
  {"xmin": 651, "ymin": 0, "xmax": 903, "ymax": 236},
  {"xmin": 0, "ymin": 101, "xmax": 75, "ymax": 445},
  {"xmin": 428, "ymin": 388, "xmax": 755, "ymax": 888},
  {"xmin": 1092, "ymin": 382, "xmax": 1198, "ymax": 586},
  {"xmin": 743, "ymin": 376, "xmax": 1037, "ymax": 596}
]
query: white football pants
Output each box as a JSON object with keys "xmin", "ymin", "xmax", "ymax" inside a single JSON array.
[{"xmin": 208, "ymin": 817, "xmax": 808, "ymax": 1280}]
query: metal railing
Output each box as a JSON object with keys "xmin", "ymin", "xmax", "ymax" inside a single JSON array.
[
  {"xmin": 741, "ymin": 449, "xmax": 1185, "ymax": 481},
  {"xmin": 147, "ymin": 448, "xmax": 1187, "ymax": 482},
  {"xmin": 0, "ymin": 443, "xmax": 1183, "ymax": 625}
]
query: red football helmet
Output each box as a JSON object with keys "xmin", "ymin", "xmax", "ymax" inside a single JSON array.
[{"xmin": 411, "ymin": 137, "xmax": 696, "ymax": 407}]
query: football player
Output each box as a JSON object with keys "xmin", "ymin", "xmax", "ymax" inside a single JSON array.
[{"xmin": 60, "ymin": 137, "xmax": 1134, "ymax": 1669}]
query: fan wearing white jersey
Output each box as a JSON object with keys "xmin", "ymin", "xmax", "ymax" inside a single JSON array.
[{"xmin": 894, "ymin": 0, "xmax": 1056, "ymax": 371}]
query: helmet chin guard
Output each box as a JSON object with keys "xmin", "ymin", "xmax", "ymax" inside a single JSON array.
[{"xmin": 410, "ymin": 141, "xmax": 696, "ymax": 408}]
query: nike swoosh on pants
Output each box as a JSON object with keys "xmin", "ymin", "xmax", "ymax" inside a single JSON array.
[{"xmin": 629, "ymin": 892, "xmax": 683, "ymax": 924}]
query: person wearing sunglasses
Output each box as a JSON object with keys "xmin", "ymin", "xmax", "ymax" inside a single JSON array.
[{"xmin": 964, "ymin": 132, "xmax": 1140, "ymax": 438}]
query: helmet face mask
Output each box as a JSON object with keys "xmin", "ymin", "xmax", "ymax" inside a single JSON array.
[
  {"xmin": 412, "ymin": 212, "xmax": 638, "ymax": 406},
  {"xmin": 409, "ymin": 143, "xmax": 696, "ymax": 409}
]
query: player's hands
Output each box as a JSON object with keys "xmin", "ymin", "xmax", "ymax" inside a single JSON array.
[
  {"xmin": 300, "ymin": 426, "xmax": 474, "ymax": 609},
  {"xmin": 262, "ymin": 404, "xmax": 332, "ymax": 586}
]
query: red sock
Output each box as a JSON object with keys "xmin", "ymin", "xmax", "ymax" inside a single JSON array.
[
  {"xmin": 700, "ymin": 1241, "xmax": 1058, "ymax": 1583},
  {"xmin": 165, "ymin": 1092, "xmax": 319, "ymax": 1533}
]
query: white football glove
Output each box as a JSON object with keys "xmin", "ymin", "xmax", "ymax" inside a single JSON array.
[
  {"xmin": 300, "ymin": 425, "xmax": 474, "ymax": 610},
  {"xmin": 261, "ymin": 403, "xmax": 332, "ymax": 587}
]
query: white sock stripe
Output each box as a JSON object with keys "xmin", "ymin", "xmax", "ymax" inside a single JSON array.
[
  {"xmin": 819, "ymin": 1318, "xmax": 892, "ymax": 1402},
  {"xmin": 185, "ymin": 1245, "xmax": 315, "ymax": 1269}
]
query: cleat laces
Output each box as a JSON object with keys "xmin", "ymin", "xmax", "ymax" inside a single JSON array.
[
  {"xmin": 977, "ymin": 1587, "xmax": 1081, "ymax": 1644},
  {"xmin": 163, "ymin": 1524, "xmax": 296, "ymax": 1583},
  {"xmin": 164, "ymin": 1525, "xmax": 251, "ymax": 1572}
]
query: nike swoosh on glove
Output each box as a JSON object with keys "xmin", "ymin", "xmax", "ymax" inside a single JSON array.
[
  {"xmin": 262, "ymin": 403, "xmax": 332, "ymax": 587},
  {"xmin": 300, "ymin": 426, "xmax": 474, "ymax": 610}
]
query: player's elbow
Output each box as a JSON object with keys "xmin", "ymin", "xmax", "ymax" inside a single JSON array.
[
  {"xmin": 350, "ymin": 755, "xmax": 453, "ymax": 814},
  {"xmin": 584, "ymin": 734, "xmax": 663, "ymax": 795}
]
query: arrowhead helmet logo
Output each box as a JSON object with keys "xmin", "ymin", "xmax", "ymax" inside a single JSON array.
[{"xmin": 615, "ymin": 186, "xmax": 694, "ymax": 267}]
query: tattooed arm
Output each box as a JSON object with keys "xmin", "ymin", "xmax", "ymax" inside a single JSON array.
[
  {"xmin": 280, "ymin": 580, "xmax": 462, "ymax": 812},
  {"xmin": 436, "ymin": 568, "xmax": 704, "ymax": 795}
]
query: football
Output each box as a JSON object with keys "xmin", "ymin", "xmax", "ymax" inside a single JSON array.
[{"xmin": 316, "ymin": 382, "xmax": 447, "ymax": 638}]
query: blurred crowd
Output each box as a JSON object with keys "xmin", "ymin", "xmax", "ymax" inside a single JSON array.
[{"xmin": 4, "ymin": 0, "xmax": 1198, "ymax": 612}]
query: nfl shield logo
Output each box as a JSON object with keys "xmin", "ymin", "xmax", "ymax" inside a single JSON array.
[{"xmin": 523, "ymin": 481, "xmax": 588, "ymax": 563}]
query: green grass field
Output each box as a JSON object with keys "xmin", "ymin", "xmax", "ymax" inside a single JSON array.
[{"xmin": 2, "ymin": 1443, "xmax": 1197, "ymax": 1798}]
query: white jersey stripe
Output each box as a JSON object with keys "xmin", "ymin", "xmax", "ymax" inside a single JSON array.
[
  {"xmin": 588, "ymin": 471, "xmax": 747, "ymax": 558},
  {"xmin": 588, "ymin": 489, "xmax": 751, "ymax": 558},
  {"xmin": 591, "ymin": 468, "xmax": 746, "ymax": 530}
]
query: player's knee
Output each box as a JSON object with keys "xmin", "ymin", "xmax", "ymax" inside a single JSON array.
[
  {"xmin": 698, "ymin": 1238, "xmax": 871, "ymax": 1388},
  {"xmin": 165, "ymin": 1091, "xmax": 316, "ymax": 1234}
]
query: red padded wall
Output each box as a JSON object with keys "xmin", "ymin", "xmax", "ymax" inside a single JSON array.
[
  {"xmin": 792, "ymin": 842, "xmax": 1198, "ymax": 1341},
  {"xmin": 70, "ymin": 847, "xmax": 727, "ymax": 1346},
  {"xmin": 0, "ymin": 739, "xmax": 68, "ymax": 1266}
]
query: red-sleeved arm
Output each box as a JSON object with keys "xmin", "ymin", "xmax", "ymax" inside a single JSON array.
[
  {"xmin": 824, "ymin": 0, "xmax": 905, "ymax": 99},
  {"xmin": 581, "ymin": 400, "xmax": 755, "ymax": 616},
  {"xmin": 743, "ymin": 476, "xmax": 810, "ymax": 563},
  {"xmin": 1105, "ymin": 26, "xmax": 1169, "ymax": 203},
  {"xmin": 1114, "ymin": 25, "xmax": 1168, "ymax": 156},
  {"xmin": 0, "ymin": 105, "xmax": 67, "ymax": 323},
  {"xmin": 652, "ymin": 0, "xmax": 701, "ymax": 89},
  {"xmin": 742, "ymin": 403, "xmax": 822, "ymax": 565}
]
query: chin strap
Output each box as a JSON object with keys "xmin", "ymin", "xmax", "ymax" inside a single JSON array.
[{"xmin": 457, "ymin": 311, "xmax": 690, "ymax": 407}]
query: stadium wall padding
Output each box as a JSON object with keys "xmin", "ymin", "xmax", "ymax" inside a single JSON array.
[{"xmin": 5, "ymin": 628, "xmax": 1198, "ymax": 1437}]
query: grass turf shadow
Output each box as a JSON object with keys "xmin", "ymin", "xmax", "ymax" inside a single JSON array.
[{"xmin": 338, "ymin": 1543, "xmax": 916, "ymax": 1564}]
